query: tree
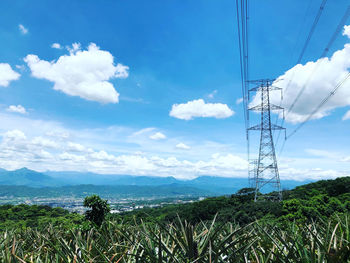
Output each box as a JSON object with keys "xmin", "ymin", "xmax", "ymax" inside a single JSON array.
[{"xmin": 83, "ymin": 195, "xmax": 110, "ymax": 227}]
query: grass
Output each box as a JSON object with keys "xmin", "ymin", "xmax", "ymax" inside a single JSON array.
[{"xmin": 0, "ymin": 215, "xmax": 349, "ymax": 262}]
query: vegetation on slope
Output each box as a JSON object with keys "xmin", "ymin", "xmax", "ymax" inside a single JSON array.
[
  {"xmin": 0, "ymin": 204, "xmax": 83, "ymax": 230},
  {"xmin": 118, "ymin": 176, "xmax": 350, "ymax": 225},
  {"xmin": 0, "ymin": 176, "xmax": 349, "ymax": 262}
]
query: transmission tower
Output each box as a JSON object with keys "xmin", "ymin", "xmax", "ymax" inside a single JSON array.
[{"xmin": 248, "ymin": 79, "xmax": 285, "ymax": 202}]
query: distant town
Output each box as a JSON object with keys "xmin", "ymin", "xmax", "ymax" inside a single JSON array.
[{"xmin": 0, "ymin": 195, "xmax": 205, "ymax": 214}]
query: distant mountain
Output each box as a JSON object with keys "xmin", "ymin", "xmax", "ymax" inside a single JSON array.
[
  {"xmin": 179, "ymin": 176, "xmax": 313, "ymax": 194},
  {"xmin": 0, "ymin": 168, "xmax": 60, "ymax": 187},
  {"xmin": 0, "ymin": 168, "xmax": 313, "ymax": 195},
  {"xmin": 45, "ymin": 171, "xmax": 179, "ymax": 186}
]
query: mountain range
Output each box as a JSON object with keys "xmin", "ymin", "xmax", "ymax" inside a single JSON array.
[{"xmin": 0, "ymin": 167, "xmax": 312, "ymax": 195}]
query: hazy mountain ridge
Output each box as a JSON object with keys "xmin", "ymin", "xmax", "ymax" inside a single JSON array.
[{"xmin": 0, "ymin": 168, "xmax": 313, "ymax": 195}]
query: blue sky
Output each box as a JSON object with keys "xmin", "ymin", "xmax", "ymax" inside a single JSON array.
[{"xmin": 0, "ymin": 0, "xmax": 349, "ymax": 180}]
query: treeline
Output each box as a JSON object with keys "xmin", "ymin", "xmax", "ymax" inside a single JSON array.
[
  {"xmin": 0, "ymin": 176, "xmax": 349, "ymax": 230},
  {"xmin": 0, "ymin": 204, "xmax": 83, "ymax": 230},
  {"xmin": 117, "ymin": 176, "xmax": 350, "ymax": 225}
]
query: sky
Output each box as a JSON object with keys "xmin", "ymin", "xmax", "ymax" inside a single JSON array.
[{"xmin": 0, "ymin": 0, "xmax": 350, "ymax": 181}]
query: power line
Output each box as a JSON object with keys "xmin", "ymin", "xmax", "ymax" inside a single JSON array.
[
  {"xmin": 236, "ymin": 0, "xmax": 250, "ymax": 157},
  {"xmin": 296, "ymin": 0, "xmax": 328, "ymax": 64},
  {"xmin": 275, "ymin": 4, "xmax": 350, "ymax": 151},
  {"xmin": 273, "ymin": 0, "xmax": 329, "ymax": 147},
  {"xmin": 286, "ymin": 72, "xmax": 350, "ymax": 140},
  {"xmin": 287, "ymin": 3, "xmax": 350, "ymax": 116},
  {"xmin": 288, "ymin": 0, "xmax": 314, "ymax": 66},
  {"xmin": 321, "ymin": 5, "xmax": 350, "ymax": 58},
  {"xmin": 236, "ymin": 0, "xmax": 247, "ymax": 131}
]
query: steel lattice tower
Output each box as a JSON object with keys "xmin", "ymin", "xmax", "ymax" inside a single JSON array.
[{"xmin": 248, "ymin": 79, "xmax": 285, "ymax": 202}]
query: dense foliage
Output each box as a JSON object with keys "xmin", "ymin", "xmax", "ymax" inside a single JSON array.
[
  {"xmin": 119, "ymin": 177, "xmax": 350, "ymax": 225},
  {"xmin": 0, "ymin": 204, "xmax": 83, "ymax": 230},
  {"xmin": 84, "ymin": 194, "xmax": 110, "ymax": 226},
  {"xmin": 0, "ymin": 176, "xmax": 349, "ymax": 262},
  {"xmin": 1, "ymin": 215, "xmax": 349, "ymax": 262}
]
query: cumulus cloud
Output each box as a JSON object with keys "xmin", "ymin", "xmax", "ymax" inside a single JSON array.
[
  {"xmin": 170, "ymin": 99, "xmax": 234, "ymax": 120},
  {"xmin": 6, "ymin": 105, "xmax": 26, "ymax": 114},
  {"xmin": 149, "ymin": 132, "xmax": 166, "ymax": 140},
  {"xmin": 257, "ymin": 25, "xmax": 350, "ymax": 124},
  {"xmin": 0, "ymin": 63, "xmax": 20, "ymax": 87},
  {"xmin": 24, "ymin": 43, "xmax": 129, "ymax": 103},
  {"xmin": 51, "ymin": 43, "xmax": 62, "ymax": 49},
  {"xmin": 18, "ymin": 24, "xmax": 28, "ymax": 34},
  {"xmin": 176, "ymin": 143, "xmax": 190, "ymax": 150}
]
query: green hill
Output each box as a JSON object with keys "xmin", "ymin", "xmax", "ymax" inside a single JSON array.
[{"xmin": 118, "ymin": 176, "xmax": 350, "ymax": 225}]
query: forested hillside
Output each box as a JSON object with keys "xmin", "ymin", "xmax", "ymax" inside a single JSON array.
[{"xmin": 119, "ymin": 176, "xmax": 350, "ymax": 225}]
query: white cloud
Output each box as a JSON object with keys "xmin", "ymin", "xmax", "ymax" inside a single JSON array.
[
  {"xmin": 67, "ymin": 142, "xmax": 86, "ymax": 152},
  {"xmin": 31, "ymin": 136, "xmax": 59, "ymax": 149},
  {"xmin": 305, "ymin": 148, "xmax": 338, "ymax": 159},
  {"xmin": 18, "ymin": 24, "xmax": 28, "ymax": 34},
  {"xmin": 0, "ymin": 112, "xmax": 347, "ymax": 181},
  {"xmin": 67, "ymin": 42, "xmax": 81, "ymax": 53},
  {"xmin": 0, "ymin": 63, "xmax": 20, "ymax": 87},
  {"xmin": 6, "ymin": 105, "xmax": 26, "ymax": 114},
  {"xmin": 59, "ymin": 152, "xmax": 86, "ymax": 162},
  {"xmin": 258, "ymin": 25, "xmax": 350, "ymax": 124},
  {"xmin": 149, "ymin": 132, "xmax": 166, "ymax": 140},
  {"xmin": 342, "ymin": 110, "xmax": 350, "ymax": 120},
  {"xmin": 344, "ymin": 25, "xmax": 350, "ymax": 38},
  {"xmin": 51, "ymin": 43, "xmax": 62, "ymax": 49},
  {"xmin": 0, "ymin": 127, "xmax": 249, "ymax": 178},
  {"xmin": 131, "ymin": 127, "xmax": 155, "ymax": 137},
  {"xmin": 15, "ymin": 65, "xmax": 25, "ymax": 71},
  {"xmin": 3, "ymin": 129, "xmax": 26, "ymax": 141},
  {"xmin": 45, "ymin": 131, "xmax": 70, "ymax": 139},
  {"xmin": 340, "ymin": 156, "xmax": 350, "ymax": 162},
  {"xmin": 170, "ymin": 99, "xmax": 234, "ymax": 120},
  {"xmin": 176, "ymin": 143, "xmax": 190, "ymax": 150},
  {"xmin": 236, "ymin": 98, "xmax": 243, "ymax": 105},
  {"xmin": 24, "ymin": 43, "xmax": 129, "ymax": 104},
  {"xmin": 208, "ymin": 90, "xmax": 217, "ymax": 99}
]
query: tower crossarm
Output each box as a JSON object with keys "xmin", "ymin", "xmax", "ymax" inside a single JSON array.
[
  {"xmin": 248, "ymin": 85, "xmax": 282, "ymax": 92},
  {"xmin": 248, "ymin": 123, "xmax": 285, "ymax": 130},
  {"xmin": 248, "ymin": 104, "xmax": 284, "ymax": 112}
]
